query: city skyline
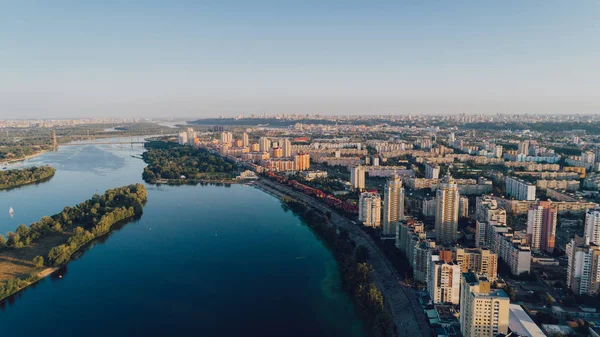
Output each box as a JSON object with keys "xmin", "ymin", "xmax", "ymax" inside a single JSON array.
[{"xmin": 1, "ymin": 1, "xmax": 599, "ymax": 118}]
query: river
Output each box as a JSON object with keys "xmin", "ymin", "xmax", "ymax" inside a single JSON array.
[{"xmin": 0, "ymin": 140, "xmax": 364, "ymax": 337}]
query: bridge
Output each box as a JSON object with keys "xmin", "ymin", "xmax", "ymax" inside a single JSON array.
[{"xmin": 52, "ymin": 130, "xmax": 157, "ymax": 150}]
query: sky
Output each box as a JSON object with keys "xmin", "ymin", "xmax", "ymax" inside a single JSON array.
[{"xmin": 0, "ymin": 1, "xmax": 599, "ymax": 119}]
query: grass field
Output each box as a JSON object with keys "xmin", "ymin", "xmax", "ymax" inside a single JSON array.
[{"xmin": 0, "ymin": 232, "xmax": 69, "ymax": 281}]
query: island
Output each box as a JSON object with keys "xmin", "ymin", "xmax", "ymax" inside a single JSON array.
[
  {"xmin": 0, "ymin": 145, "xmax": 52, "ymax": 163},
  {"xmin": 0, "ymin": 183, "xmax": 147, "ymax": 301},
  {"xmin": 142, "ymin": 140, "xmax": 237, "ymax": 184},
  {"xmin": 0, "ymin": 166, "xmax": 56, "ymax": 190}
]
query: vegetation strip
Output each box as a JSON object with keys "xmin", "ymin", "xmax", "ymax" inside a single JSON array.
[
  {"xmin": 281, "ymin": 197, "xmax": 394, "ymax": 337},
  {"xmin": 0, "ymin": 166, "xmax": 56, "ymax": 190}
]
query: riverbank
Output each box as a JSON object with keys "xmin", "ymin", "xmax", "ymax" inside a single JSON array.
[
  {"xmin": 153, "ymin": 178, "xmax": 240, "ymax": 185},
  {"xmin": 252, "ymin": 178, "xmax": 432, "ymax": 337},
  {"xmin": 0, "ymin": 149, "xmax": 49, "ymax": 166}
]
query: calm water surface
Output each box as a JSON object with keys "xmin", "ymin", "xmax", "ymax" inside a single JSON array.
[{"xmin": 0, "ymin": 141, "xmax": 363, "ymax": 337}]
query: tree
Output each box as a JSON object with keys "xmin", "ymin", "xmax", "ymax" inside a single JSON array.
[
  {"xmin": 0, "ymin": 234, "xmax": 6, "ymax": 248},
  {"xmin": 32, "ymin": 256, "xmax": 44, "ymax": 268},
  {"xmin": 6, "ymin": 232, "xmax": 21, "ymax": 248},
  {"xmin": 354, "ymin": 245, "xmax": 370, "ymax": 264},
  {"xmin": 16, "ymin": 224, "xmax": 30, "ymax": 238},
  {"xmin": 504, "ymin": 284, "xmax": 516, "ymax": 302}
]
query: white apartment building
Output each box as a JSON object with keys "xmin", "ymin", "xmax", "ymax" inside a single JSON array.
[
  {"xmin": 358, "ymin": 192, "xmax": 381, "ymax": 228},
  {"xmin": 350, "ymin": 165, "xmax": 366, "ymax": 191},
  {"xmin": 566, "ymin": 235, "xmax": 600, "ymax": 296},
  {"xmin": 435, "ymin": 175, "xmax": 459, "ymax": 245},
  {"xmin": 428, "ymin": 261, "xmax": 461, "ymax": 304},
  {"xmin": 585, "ymin": 208, "xmax": 600, "ymax": 245},
  {"xmin": 505, "ymin": 176, "xmax": 536, "ymax": 201}
]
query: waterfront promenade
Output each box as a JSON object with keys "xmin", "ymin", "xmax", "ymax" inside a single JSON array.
[{"xmin": 254, "ymin": 178, "xmax": 432, "ymax": 337}]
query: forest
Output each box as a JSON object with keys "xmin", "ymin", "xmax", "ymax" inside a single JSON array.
[
  {"xmin": 142, "ymin": 141, "xmax": 236, "ymax": 183},
  {"xmin": 0, "ymin": 166, "xmax": 56, "ymax": 190}
]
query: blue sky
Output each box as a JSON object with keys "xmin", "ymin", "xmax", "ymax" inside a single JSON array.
[{"xmin": 1, "ymin": 1, "xmax": 599, "ymax": 118}]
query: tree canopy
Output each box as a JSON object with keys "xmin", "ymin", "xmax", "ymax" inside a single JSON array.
[
  {"xmin": 0, "ymin": 166, "xmax": 56, "ymax": 190},
  {"xmin": 142, "ymin": 141, "xmax": 235, "ymax": 183}
]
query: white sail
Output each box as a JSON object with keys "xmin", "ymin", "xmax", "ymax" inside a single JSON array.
[{"xmin": 9, "ymin": 207, "xmax": 14, "ymax": 215}]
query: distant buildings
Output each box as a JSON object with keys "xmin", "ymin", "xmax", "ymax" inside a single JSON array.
[
  {"xmin": 383, "ymin": 174, "xmax": 404, "ymax": 236},
  {"xmin": 425, "ymin": 163, "xmax": 440, "ymax": 179},
  {"xmin": 435, "ymin": 174, "xmax": 459, "ymax": 245},
  {"xmin": 459, "ymin": 196, "xmax": 469, "ymax": 218},
  {"xmin": 460, "ymin": 272, "xmax": 510, "ymax": 337},
  {"xmin": 293, "ymin": 153, "xmax": 310, "ymax": 171},
  {"xmin": 350, "ymin": 165, "xmax": 366, "ymax": 191},
  {"xmin": 220, "ymin": 131, "xmax": 233, "ymax": 145},
  {"xmin": 518, "ymin": 141, "xmax": 529, "ymax": 155},
  {"xmin": 505, "ymin": 176, "xmax": 536, "ymax": 201},
  {"xmin": 359, "ymin": 192, "xmax": 381, "ymax": 228},
  {"xmin": 259, "ymin": 137, "xmax": 271, "ymax": 153},
  {"xmin": 282, "ymin": 138, "xmax": 292, "ymax": 158},
  {"xmin": 527, "ymin": 201, "xmax": 557, "ymax": 253}
]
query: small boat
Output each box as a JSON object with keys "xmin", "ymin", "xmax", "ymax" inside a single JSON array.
[{"xmin": 9, "ymin": 207, "xmax": 14, "ymax": 216}]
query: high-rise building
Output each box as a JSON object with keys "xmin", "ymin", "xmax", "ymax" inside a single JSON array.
[
  {"xmin": 350, "ymin": 166, "xmax": 366, "ymax": 191},
  {"xmin": 242, "ymin": 133, "xmax": 249, "ymax": 147},
  {"xmin": 220, "ymin": 131, "xmax": 233, "ymax": 145},
  {"xmin": 178, "ymin": 132, "xmax": 188, "ymax": 145},
  {"xmin": 425, "ymin": 163, "xmax": 440, "ymax": 179},
  {"xmin": 517, "ymin": 140, "xmax": 529, "ymax": 155},
  {"xmin": 282, "ymin": 138, "xmax": 292, "ymax": 157},
  {"xmin": 475, "ymin": 196, "xmax": 507, "ymax": 224},
  {"xmin": 428, "ymin": 260, "xmax": 461, "ymax": 304},
  {"xmin": 494, "ymin": 145, "xmax": 503, "ymax": 158},
  {"xmin": 527, "ymin": 201, "xmax": 557, "ymax": 253},
  {"xmin": 383, "ymin": 174, "xmax": 404, "ymax": 236},
  {"xmin": 259, "ymin": 137, "xmax": 271, "ymax": 153},
  {"xmin": 454, "ymin": 248, "xmax": 498, "ymax": 281},
  {"xmin": 185, "ymin": 127, "xmax": 196, "ymax": 146},
  {"xmin": 585, "ymin": 208, "xmax": 600, "ymax": 245},
  {"xmin": 459, "ymin": 196, "xmax": 469, "ymax": 218},
  {"xmin": 460, "ymin": 272, "xmax": 510, "ymax": 337},
  {"xmin": 435, "ymin": 173, "xmax": 459, "ymax": 245},
  {"xmin": 293, "ymin": 153, "xmax": 310, "ymax": 171},
  {"xmin": 582, "ymin": 151, "xmax": 596, "ymax": 165},
  {"xmin": 566, "ymin": 235, "xmax": 600, "ymax": 296},
  {"xmin": 359, "ymin": 192, "xmax": 381, "ymax": 228}
]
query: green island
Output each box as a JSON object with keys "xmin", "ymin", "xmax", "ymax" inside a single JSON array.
[
  {"xmin": 282, "ymin": 197, "xmax": 394, "ymax": 337},
  {"xmin": 0, "ymin": 183, "xmax": 147, "ymax": 300},
  {"xmin": 0, "ymin": 166, "xmax": 56, "ymax": 190},
  {"xmin": 142, "ymin": 141, "xmax": 237, "ymax": 184}
]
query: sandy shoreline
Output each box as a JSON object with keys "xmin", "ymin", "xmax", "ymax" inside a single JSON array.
[
  {"xmin": 0, "ymin": 267, "xmax": 59, "ymax": 302},
  {"xmin": 0, "ymin": 149, "xmax": 49, "ymax": 166}
]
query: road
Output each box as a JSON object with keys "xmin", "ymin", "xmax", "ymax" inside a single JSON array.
[{"xmin": 255, "ymin": 179, "xmax": 432, "ymax": 337}]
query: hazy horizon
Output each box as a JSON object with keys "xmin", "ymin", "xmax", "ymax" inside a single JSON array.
[{"xmin": 1, "ymin": 1, "xmax": 599, "ymax": 119}]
